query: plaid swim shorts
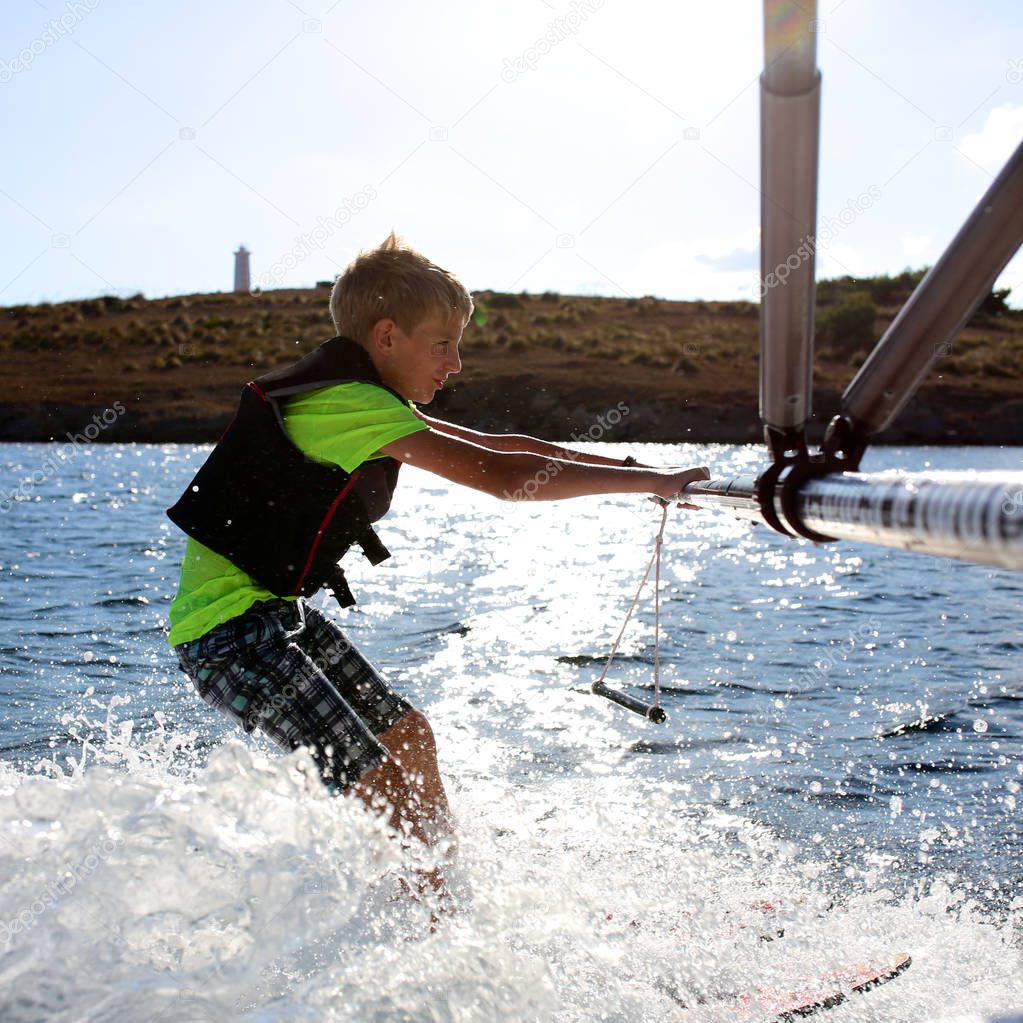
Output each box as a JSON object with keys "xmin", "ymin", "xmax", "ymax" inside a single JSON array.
[{"xmin": 174, "ymin": 598, "xmax": 413, "ymax": 792}]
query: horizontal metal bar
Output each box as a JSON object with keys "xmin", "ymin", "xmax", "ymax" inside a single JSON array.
[
  {"xmin": 684, "ymin": 472, "xmax": 1023, "ymax": 571},
  {"xmin": 684, "ymin": 473, "xmax": 763, "ymax": 519}
]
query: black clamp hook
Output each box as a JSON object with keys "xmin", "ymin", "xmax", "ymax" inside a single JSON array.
[{"xmin": 756, "ymin": 417, "xmax": 869, "ymax": 543}]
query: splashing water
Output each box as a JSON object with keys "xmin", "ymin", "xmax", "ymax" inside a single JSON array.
[
  {"xmin": 1, "ymin": 441, "xmax": 1022, "ymax": 1019},
  {"xmin": 1, "ymin": 713, "xmax": 1021, "ymax": 1022}
]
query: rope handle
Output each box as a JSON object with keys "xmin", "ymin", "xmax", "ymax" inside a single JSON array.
[{"xmin": 592, "ymin": 502, "xmax": 669, "ymax": 723}]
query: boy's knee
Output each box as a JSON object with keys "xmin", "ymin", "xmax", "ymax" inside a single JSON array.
[
  {"xmin": 404, "ymin": 708, "xmax": 435, "ymax": 743},
  {"xmin": 388, "ymin": 708, "xmax": 437, "ymax": 758}
]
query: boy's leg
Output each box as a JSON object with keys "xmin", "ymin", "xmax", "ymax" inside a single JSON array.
[
  {"xmin": 176, "ymin": 599, "xmax": 457, "ymax": 908},
  {"xmin": 351, "ymin": 709, "xmax": 456, "ymax": 903},
  {"xmin": 294, "ymin": 607, "xmax": 457, "ymax": 905},
  {"xmin": 353, "ymin": 710, "xmax": 452, "ymax": 843}
]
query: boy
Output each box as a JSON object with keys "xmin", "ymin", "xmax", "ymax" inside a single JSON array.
[{"xmin": 167, "ymin": 233, "xmax": 709, "ymax": 907}]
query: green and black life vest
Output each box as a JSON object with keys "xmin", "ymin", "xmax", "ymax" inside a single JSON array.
[{"xmin": 166, "ymin": 337, "xmax": 402, "ymax": 608}]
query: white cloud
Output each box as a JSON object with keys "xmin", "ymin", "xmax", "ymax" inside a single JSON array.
[
  {"xmin": 816, "ymin": 241, "xmax": 871, "ymax": 279},
  {"xmin": 697, "ymin": 244, "xmax": 759, "ymax": 273},
  {"xmin": 900, "ymin": 233, "xmax": 934, "ymax": 264},
  {"xmin": 958, "ymin": 104, "xmax": 1023, "ymax": 174}
]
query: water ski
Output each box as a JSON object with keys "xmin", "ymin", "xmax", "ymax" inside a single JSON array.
[{"xmin": 661, "ymin": 951, "xmax": 911, "ymax": 1020}]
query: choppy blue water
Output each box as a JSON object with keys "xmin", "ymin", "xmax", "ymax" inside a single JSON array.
[{"xmin": 0, "ymin": 440, "xmax": 1021, "ymax": 1022}]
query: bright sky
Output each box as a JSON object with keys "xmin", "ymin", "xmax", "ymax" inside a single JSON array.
[{"xmin": 3, "ymin": 0, "xmax": 1022, "ymax": 309}]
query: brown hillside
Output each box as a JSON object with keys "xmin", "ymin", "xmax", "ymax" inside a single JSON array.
[{"xmin": 2, "ymin": 284, "xmax": 1022, "ymax": 445}]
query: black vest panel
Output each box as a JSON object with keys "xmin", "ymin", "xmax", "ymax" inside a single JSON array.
[{"xmin": 166, "ymin": 338, "xmax": 404, "ymax": 607}]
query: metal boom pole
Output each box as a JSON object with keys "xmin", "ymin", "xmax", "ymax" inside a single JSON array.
[
  {"xmin": 759, "ymin": 0, "xmax": 820, "ymax": 461},
  {"xmin": 729, "ymin": 3, "xmax": 1023, "ymax": 573},
  {"xmin": 683, "ymin": 473, "xmax": 1023, "ymax": 572}
]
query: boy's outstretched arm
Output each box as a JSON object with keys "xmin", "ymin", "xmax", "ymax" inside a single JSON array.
[
  {"xmin": 380, "ymin": 427, "xmax": 709, "ymax": 503},
  {"xmin": 413, "ymin": 411, "xmax": 637, "ymax": 467}
]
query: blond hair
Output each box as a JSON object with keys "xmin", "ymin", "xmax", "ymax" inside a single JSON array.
[{"xmin": 329, "ymin": 232, "xmax": 473, "ymax": 342}]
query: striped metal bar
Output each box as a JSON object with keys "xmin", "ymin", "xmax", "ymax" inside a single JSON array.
[{"xmin": 683, "ymin": 472, "xmax": 1023, "ymax": 571}]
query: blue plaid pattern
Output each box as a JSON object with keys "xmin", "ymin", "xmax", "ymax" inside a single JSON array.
[{"xmin": 174, "ymin": 599, "xmax": 413, "ymax": 792}]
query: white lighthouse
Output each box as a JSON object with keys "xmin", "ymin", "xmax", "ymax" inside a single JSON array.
[{"xmin": 233, "ymin": 245, "xmax": 251, "ymax": 293}]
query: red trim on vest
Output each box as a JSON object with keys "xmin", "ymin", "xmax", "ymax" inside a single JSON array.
[{"xmin": 291, "ymin": 469, "xmax": 362, "ymax": 595}]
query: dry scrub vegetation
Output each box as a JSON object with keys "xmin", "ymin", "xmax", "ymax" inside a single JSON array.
[{"xmin": 2, "ymin": 270, "xmax": 1020, "ymax": 440}]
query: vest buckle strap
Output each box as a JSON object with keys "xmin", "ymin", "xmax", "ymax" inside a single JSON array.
[
  {"xmin": 358, "ymin": 528, "xmax": 391, "ymax": 566},
  {"xmin": 324, "ymin": 566, "xmax": 357, "ymax": 609}
]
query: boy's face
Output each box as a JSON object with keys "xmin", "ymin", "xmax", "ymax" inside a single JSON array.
[{"xmin": 372, "ymin": 311, "xmax": 464, "ymax": 403}]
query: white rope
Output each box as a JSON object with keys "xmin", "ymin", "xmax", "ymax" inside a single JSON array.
[{"xmin": 595, "ymin": 501, "xmax": 670, "ymax": 711}]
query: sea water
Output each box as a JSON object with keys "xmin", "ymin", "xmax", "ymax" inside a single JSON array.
[{"xmin": 0, "ymin": 441, "xmax": 1021, "ymax": 1022}]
